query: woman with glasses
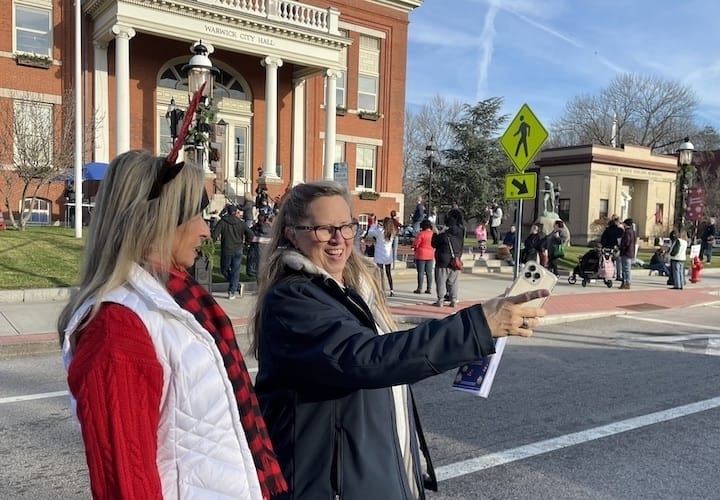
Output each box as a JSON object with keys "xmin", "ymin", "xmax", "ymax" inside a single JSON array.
[
  {"xmin": 58, "ymin": 150, "xmax": 286, "ymax": 499},
  {"xmin": 251, "ymin": 180, "xmax": 548, "ymax": 500}
]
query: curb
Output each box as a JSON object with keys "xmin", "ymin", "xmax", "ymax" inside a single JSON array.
[
  {"xmin": 0, "ymin": 334, "xmax": 59, "ymax": 359},
  {"xmin": 0, "ymin": 287, "xmax": 77, "ymax": 304}
]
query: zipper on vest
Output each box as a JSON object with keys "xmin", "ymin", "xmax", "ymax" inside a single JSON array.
[{"xmin": 332, "ymin": 427, "xmax": 344, "ymax": 499}]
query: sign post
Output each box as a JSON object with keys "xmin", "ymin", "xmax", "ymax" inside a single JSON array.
[{"xmin": 499, "ymin": 103, "xmax": 548, "ymax": 278}]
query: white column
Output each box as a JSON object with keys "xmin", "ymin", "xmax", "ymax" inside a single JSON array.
[
  {"xmin": 323, "ymin": 69, "xmax": 340, "ymax": 180},
  {"xmin": 291, "ymin": 79, "xmax": 306, "ymax": 186},
  {"xmin": 93, "ymin": 41, "xmax": 109, "ymax": 162},
  {"xmin": 261, "ymin": 56, "xmax": 283, "ymax": 179},
  {"xmin": 111, "ymin": 24, "xmax": 135, "ymax": 155}
]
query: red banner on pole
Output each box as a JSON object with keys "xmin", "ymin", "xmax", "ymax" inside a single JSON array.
[{"xmin": 686, "ymin": 186, "xmax": 705, "ymax": 222}]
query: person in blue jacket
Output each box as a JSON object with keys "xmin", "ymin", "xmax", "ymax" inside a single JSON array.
[{"xmin": 250, "ymin": 180, "xmax": 548, "ymax": 500}]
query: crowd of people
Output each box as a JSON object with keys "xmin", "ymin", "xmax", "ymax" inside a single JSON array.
[
  {"xmin": 471, "ymin": 209, "xmax": 709, "ymax": 292},
  {"xmin": 210, "ymin": 185, "xmax": 281, "ymax": 298}
]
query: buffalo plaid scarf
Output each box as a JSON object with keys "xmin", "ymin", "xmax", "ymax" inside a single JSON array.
[{"xmin": 166, "ymin": 268, "xmax": 287, "ymax": 498}]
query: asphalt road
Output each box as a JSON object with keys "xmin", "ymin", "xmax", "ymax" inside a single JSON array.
[{"xmin": 2, "ymin": 306, "xmax": 720, "ymax": 499}]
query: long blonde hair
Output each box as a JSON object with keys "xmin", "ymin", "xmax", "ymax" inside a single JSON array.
[
  {"xmin": 250, "ymin": 180, "xmax": 396, "ymax": 357},
  {"xmin": 57, "ymin": 150, "xmax": 206, "ymax": 342},
  {"xmin": 382, "ymin": 216, "xmax": 396, "ymax": 241}
]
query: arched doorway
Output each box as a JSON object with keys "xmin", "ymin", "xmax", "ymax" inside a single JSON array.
[{"xmin": 156, "ymin": 58, "xmax": 253, "ymax": 203}]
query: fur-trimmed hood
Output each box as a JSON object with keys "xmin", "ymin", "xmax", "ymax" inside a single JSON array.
[{"xmin": 278, "ymin": 249, "xmax": 380, "ymax": 324}]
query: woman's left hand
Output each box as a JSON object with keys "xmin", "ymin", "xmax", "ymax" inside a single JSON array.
[{"xmin": 481, "ymin": 289, "xmax": 549, "ymax": 337}]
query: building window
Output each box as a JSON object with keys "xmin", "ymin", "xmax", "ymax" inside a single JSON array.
[
  {"xmin": 15, "ymin": 3, "xmax": 52, "ymax": 56},
  {"xmin": 20, "ymin": 197, "xmax": 51, "ymax": 224},
  {"xmin": 356, "ymin": 144, "xmax": 376, "ymax": 190},
  {"xmin": 335, "ymin": 141, "xmax": 345, "ymax": 163},
  {"xmin": 14, "ymin": 100, "xmax": 53, "ymax": 165},
  {"xmin": 322, "ymin": 29, "xmax": 348, "ymax": 109},
  {"xmin": 599, "ymin": 199, "xmax": 609, "ymax": 219},
  {"xmin": 234, "ymin": 127, "xmax": 248, "ymax": 179},
  {"xmin": 337, "ymin": 29, "xmax": 347, "ymax": 107},
  {"xmin": 358, "ymin": 36, "xmax": 379, "ymax": 112},
  {"xmin": 158, "ymin": 112, "xmax": 172, "ymax": 155},
  {"xmin": 158, "ymin": 62, "xmax": 248, "ymax": 99},
  {"xmin": 357, "ymin": 213, "xmax": 369, "ymax": 234},
  {"xmin": 336, "ymin": 70, "xmax": 346, "ymax": 108},
  {"xmin": 558, "ymin": 198, "xmax": 570, "ymax": 222},
  {"xmin": 655, "ymin": 203, "xmax": 664, "ymax": 225}
]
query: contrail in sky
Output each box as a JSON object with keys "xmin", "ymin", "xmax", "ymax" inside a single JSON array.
[{"xmin": 475, "ymin": 5, "xmax": 498, "ymax": 102}]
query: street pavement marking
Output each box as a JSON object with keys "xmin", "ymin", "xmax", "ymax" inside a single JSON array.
[
  {"xmin": 625, "ymin": 315, "xmax": 720, "ymax": 332},
  {"xmin": 0, "ymin": 390, "xmax": 68, "ymax": 404},
  {"xmin": 436, "ymin": 396, "xmax": 720, "ymax": 482},
  {"xmin": 1, "ymin": 369, "xmax": 261, "ymax": 405},
  {"xmin": 619, "ymin": 316, "xmax": 720, "ymax": 355}
]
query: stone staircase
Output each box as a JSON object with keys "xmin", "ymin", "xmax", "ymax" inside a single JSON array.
[{"xmin": 395, "ymin": 245, "xmax": 514, "ymax": 276}]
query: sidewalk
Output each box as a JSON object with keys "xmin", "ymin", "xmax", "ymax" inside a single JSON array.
[{"xmin": 2, "ymin": 268, "xmax": 720, "ymax": 357}]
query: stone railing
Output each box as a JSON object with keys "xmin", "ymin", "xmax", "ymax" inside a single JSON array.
[{"xmin": 199, "ymin": 0, "xmax": 340, "ymax": 35}]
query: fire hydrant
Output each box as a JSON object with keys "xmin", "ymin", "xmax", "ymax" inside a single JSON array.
[{"xmin": 690, "ymin": 256, "xmax": 704, "ymax": 283}]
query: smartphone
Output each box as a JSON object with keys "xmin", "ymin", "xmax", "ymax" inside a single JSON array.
[
  {"xmin": 505, "ymin": 261, "xmax": 558, "ymax": 308},
  {"xmin": 451, "ymin": 262, "xmax": 557, "ymax": 398}
]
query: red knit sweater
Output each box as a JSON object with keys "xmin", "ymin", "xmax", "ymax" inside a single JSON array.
[{"xmin": 67, "ymin": 303, "xmax": 164, "ymax": 499}]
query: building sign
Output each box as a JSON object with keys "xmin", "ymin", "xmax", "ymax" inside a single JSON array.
[{"xmin": 204, "ymin": 24, "xmax": 276, "ymax": 47}]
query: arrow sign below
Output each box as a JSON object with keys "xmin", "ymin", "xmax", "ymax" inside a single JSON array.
[
  {"xmin": 512, "ymin": 179, "xmax": 529, "ymax": 194},
  {"xmin": 504, "ymin": 172, "xmax": 537, "ymax": 201}
]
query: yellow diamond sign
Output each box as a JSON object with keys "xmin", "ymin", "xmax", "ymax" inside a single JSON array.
[{"xmin": 500, "ymin": 104, "xmax": 548, "ymax": 173}]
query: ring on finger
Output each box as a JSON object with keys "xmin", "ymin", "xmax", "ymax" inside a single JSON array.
[{"xmin": 521, "ymin": 317, "xmax": 529, "ymax": 329}]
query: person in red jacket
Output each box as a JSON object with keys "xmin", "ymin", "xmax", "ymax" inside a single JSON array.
[{"xmin": 412, "ymin": 218, "xmax": 436, "ymax": 294}]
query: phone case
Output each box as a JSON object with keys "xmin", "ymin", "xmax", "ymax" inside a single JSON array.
[
  {"xmin": 451, "ymin": 262, "xmax": 556, "ymax": 398},
  {"xmin": 504, "ymin": 262, "xmax": 558, "ymax": 308}
]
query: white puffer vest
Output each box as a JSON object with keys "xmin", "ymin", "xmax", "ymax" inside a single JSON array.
[{"xmin": 63, "ymin": 265, "xmax": 263, "ymax": 500}]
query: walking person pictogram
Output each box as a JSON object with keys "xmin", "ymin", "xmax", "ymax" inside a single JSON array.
[{"xmin": 514, "ymin": 115, "xmax": 530, "ymax": 157}]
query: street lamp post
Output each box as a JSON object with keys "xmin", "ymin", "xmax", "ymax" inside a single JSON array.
[
  {"xmin": 676, "ymin": 137, "xmax": 695, "ymax": 231},
  {"xmin": 425, "ymin": 136, "xmax": 436, "ymax": 215},
  {"xmin": 182, "ymin": 41, "xmax": 220, "ymax": 172}
]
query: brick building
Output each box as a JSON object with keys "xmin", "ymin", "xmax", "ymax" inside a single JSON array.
[{"xmin": 1, "ymin": 0, "xmax": 421, "ymax": 227}]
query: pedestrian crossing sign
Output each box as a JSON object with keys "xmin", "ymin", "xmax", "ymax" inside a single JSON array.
[{"xmin": 499, "ymin": 103, "xmax": 548, "ymax": 173}]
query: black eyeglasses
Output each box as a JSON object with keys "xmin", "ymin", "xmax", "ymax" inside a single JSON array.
[{"xmin": 294, "ymin": 223, "xmax": 358, "ymax": 242}]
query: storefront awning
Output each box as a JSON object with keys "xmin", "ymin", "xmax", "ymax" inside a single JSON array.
[{"xmin": 82, "ymin": 162, "xmax": 109, "ymax": 181}]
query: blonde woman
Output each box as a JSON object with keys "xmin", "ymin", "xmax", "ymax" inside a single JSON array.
[{"xmin": 58, "ymin": 150, "xmax": 286, "ymax": 499}]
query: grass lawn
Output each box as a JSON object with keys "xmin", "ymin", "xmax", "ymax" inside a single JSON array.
[
  {"xmin": 0, "ymin": 227, "xmax": 713, "ymax": 290},
  {"xmin": 0, "ymin": 226, "xmax": 234, "ymax": 290},
  {"xmin": 0, "ymin": 226, "xmax": 85, "ymax": 289}
]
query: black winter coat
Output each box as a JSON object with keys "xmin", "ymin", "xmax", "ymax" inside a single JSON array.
[
  {"xmin": 255, "ymin": 263, "xmax": 495, "ymax": 500},
  {"xmin": 431, "ymin": 224, "xmax": 465, "ymax": 268},
  {"xmin": 522, "ymin": 232, "xmax": 543, "ymax": 262},
  {"xmin": 211, "ymin": 214, "xmax": 254, "ymax": 253},
  {"xmin": 600, "ymin": 224, "xmax": 624, "ymax": 249}
]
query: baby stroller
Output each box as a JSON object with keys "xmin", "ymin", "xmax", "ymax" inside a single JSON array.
[{"xmin": 568, "ymin": 247, "xmax": 615, "ymax": 288}]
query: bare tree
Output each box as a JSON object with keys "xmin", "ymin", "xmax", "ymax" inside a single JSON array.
[
  {"xmin": 402, "ymin": 95, "xmax": 464, "ymax": 219},
  {"xmin": 549, "ymin": 74, "xmax": 698, "ymax": 150},
  {"xmin": 690, "ymin": 126, "xmax": 720, "ymax": 220},
  {"xmin": 0, "ymin": 91, "xmax": 76, "ymax": 230}
]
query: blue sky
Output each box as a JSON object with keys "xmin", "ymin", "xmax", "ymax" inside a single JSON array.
[{"xmin": 406, "ymin": 0, "xmax": 720, "ymax": 132}]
